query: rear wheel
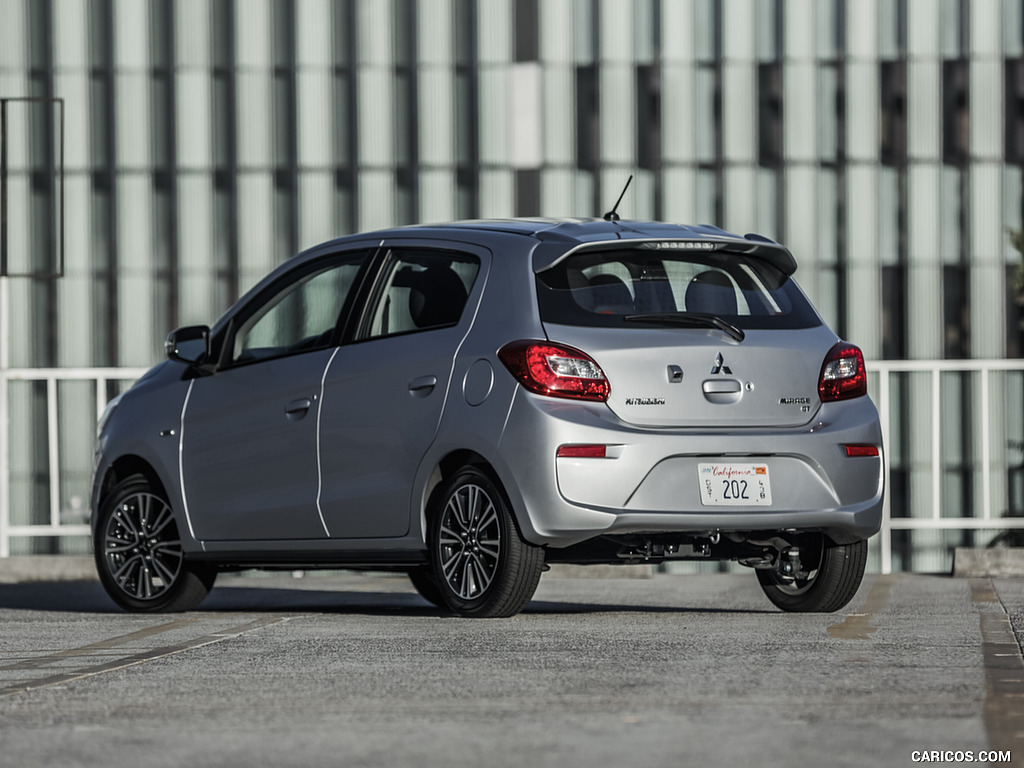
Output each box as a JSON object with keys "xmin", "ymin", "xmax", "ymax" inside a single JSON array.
[
  {"xmin": 428, "ymin": 466, "xmax": 544, "ymax": 618},
  {"xmin": 756, "ymin": 537, "xmax": 867, "ymax": 613},
  {"xmin": 94, "ymin": 476, "xmax": 216, "ymax": 612}
]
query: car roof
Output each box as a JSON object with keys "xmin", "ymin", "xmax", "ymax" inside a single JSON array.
[{"xmin": 321, "ymin": 218, "xmax": 799, "ymax": 276}]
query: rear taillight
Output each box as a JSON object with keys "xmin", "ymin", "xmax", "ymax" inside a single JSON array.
[
  {"xmin": 498, "ymin": 340, "xmax": 610, "ymax": 401},
  {"xmin": 818, "ymin": 342, "xmax": 868, "ymax": 402}
]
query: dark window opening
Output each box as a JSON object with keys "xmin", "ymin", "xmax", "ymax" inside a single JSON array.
[
  {"xmin": 1005, "ymin": 59, "xmax": 1024, "ymax": 165},
  {"xmin": 515, "ymin": 170, "xmax": 540, "ymax": 217},
  {"xmin": 394, "ymin": 0, "xmax": 418, "ymax": 225},
  {"xmin": 943, "ymin": 264, "xmax": 970, "ymax": 359},
  {"xmin": 636, "ymin": 64, "xmax": 661, "ymax": 172},
  {"xmin": 757, "ymin": 62, "xmax": 783, "ymax": 168},
  {"xmin": 881, "ymin": 265, "xmax": 907, "ymax": 359},
  {"xmin": 576, "ymin": 64, "xmax": 599, "ymax": 171},
  {"xmin": 834, "ymin": 63, "xmax": 847, "ymax": 163},
  {"xmin": 513, "ymin": 0, "xmax": 539, "ymax": 62},
  {"xmin": 880, "ymin": 60, "xmax": 907, "ymax": 166},
  {"xmin": 454, "ymin": 0, "xmax": 479, "ymax": 219},
  {"xmin": 895, "ymin": 0, "xmax": 907, "ymax": 53},
  {"xmin": 942, "ymin": 59, "xmax": 969, "ymax": 165},
  {"xmin": 1008, "ymin": 264, "xmax": 1024, "ymax": 358}
]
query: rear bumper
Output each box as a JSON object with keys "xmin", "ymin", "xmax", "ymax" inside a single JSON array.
[
  {"xmin": 567, "ymin": 500, "xmax": 883, "ymax": 546},
  {"xmin": 494, "ymin": 390, "xmax": 884, "ymax": 549}
]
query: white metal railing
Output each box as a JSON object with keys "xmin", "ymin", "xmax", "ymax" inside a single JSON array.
[
  {"xmin": 0, "ymin": 366, "xmax": 148, "ymax": 557},
  {"xmin": 871, "ymin": 359, "xmax": 1024, "ymax": 573},
  {"xmin": 0, "ymin": 361, "xmax": 1022, "ymax": 568}
]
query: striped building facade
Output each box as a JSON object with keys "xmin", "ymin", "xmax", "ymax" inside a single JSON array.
[{"xmin": 0, "ymin": 0, "xmax": 1022, "ymax": 567}]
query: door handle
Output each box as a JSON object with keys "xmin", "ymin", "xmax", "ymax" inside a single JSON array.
[
  {"xmin": 408, "ymin": 375, "xmax": 438, "ymax": 394},
  {"xmin": 285, "ymin": 398, "xmax": 313, "ymax": 418}
]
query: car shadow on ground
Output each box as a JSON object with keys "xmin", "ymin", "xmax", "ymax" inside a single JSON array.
[
  {"xmin": 0, "ymin": 582, "xmax": 771, "ymax": 616},
  {"xmin": 522, "ymin": 600, "xmax": 774, "ymax": 615}
]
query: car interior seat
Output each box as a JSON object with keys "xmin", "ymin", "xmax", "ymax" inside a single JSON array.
[
  {"xmin": 407, "ymin": 266, "xmax": 469, "ymax": 329},
  {"xmin": 685, "ymin": 270, "xmax": 738, "ymax": 316}
]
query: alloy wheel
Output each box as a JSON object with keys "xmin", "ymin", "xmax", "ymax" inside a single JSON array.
[
  {"xmin": 437, "ymin": 482, "xmax": 502, "ymax": 600},
  {"xmin": 102, "ymin": 491, "xmax": 184, "ymax": 601}
]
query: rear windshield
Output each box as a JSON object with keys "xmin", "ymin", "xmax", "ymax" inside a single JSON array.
[{"xmin": 536, "ymin": 246, "xmax": 821, "ymax": 330}]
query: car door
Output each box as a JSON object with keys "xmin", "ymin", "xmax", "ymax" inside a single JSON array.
[
  {"xmin": 316, "ymin": 244, "xmax": 484, "ymax": 539},
  {"xmin": 181, "ymin": 250, "xmax": 370, "ymax": 541}
]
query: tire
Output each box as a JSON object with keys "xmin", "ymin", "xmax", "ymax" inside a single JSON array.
[
  {"xmin": 94, "ymin": 476, "xmax": 216, "ymax": 612},
  {"xmin": 427, "ymin": 466, "xmax": 545, "ymax": 618},
  {"xmin": 756, "ymin": 537, "xmax": 867, "ymax": 613},
  {"xmin": 407, "ymin": 565, "xmax": 445, "ymax": 608}
]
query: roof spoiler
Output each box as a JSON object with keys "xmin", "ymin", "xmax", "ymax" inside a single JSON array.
[{"xmin": 533, "ymin": 230, "xmax": 798, "ymax": 276}]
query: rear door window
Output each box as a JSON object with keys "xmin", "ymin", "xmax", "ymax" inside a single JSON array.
[
  {"xmin": 537, "ymin": 246, "xmax": 820, "ymax": 330},
  {"xmin": 360, "ymin": 248, "xmax": 480, "ymax": 340}
]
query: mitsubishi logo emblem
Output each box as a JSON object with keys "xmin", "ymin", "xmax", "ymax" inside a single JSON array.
[{"xmin": 710, "ymin": 353, "xmax": 732, "ymax": 375}]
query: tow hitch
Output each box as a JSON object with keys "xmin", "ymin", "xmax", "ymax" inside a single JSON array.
[
  {"xmin": 776, "ymin": 547, "xmax": 807, "ymax": 581},
  {"xmin": 739, "ymin": 544, "xmax": 815, "ymax": 581}
]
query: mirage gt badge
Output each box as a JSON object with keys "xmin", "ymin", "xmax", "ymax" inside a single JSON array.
[{"xmin": 710, "ymin": 353, "xmax": 732, "ymax": 375}]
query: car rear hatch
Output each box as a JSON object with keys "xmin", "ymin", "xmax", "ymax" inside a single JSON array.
[
  {"xmin": 535, "ymin": 242, "xmax": 834, "ymax": 429},
  {"xmin": 539, "ymin": 324, "xmax": 835, "ymax": 428}
]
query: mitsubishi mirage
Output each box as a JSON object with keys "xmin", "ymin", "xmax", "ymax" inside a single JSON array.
[{"xmin": 92, "ymin": 218, "xmax": 884, "ymax": 618}]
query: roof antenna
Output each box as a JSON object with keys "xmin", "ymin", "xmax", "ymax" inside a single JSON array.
[{"xmin": 603, "ymin": 175, "xmax": 633, "ymax": 222}]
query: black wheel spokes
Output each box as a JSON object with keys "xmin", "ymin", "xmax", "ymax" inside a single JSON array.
[
  {"xmin": 104, "ymin": 492, "xmax": 183, "ymax": 601},
  {"xmin": 438, "ymin": 483, "xmax": 502, "ymax": 600}
]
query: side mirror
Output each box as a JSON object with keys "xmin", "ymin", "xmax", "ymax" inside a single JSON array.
[{"xmin": 165, "ymin": 325, "xmax": 210, "ymax": 365}]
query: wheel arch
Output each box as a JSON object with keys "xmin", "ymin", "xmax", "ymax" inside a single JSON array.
[
  {"xmin": 418, "ymin": 449, "xmax": 498, "ymax": 538},
  {"xmin": 93, "ymin": 455, "xmax": 171, "ymax": 527}
]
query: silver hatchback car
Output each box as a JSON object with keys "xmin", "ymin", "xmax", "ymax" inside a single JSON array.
[{"xmin": 92, "ymin": 218, "xmax": 884, "ymax": 618}]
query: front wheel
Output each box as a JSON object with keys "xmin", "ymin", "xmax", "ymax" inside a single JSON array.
[
  {"xmin": 428, "ymin": 466, "xmax": 545, "ymax": 618},
  {"xmin": 94, "ymin": 476, "xmax": 216, "ymax": 612},
  {"xmin": 756, "ymin": 538, "xmax": 867, "ymax": 613}
]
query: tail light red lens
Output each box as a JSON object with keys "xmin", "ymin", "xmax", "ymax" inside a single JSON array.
[
  {"xmin": 818, "ymin": 342, "xmax": 868, "ymax": 402},
  {"xmin": 498, "ymin": 340, "xmax": 610, "ymax": 401}
]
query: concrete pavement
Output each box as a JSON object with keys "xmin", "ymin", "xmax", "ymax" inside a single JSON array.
[{"xmin": 0, "ymin": 570, "xmax": 1022, "ymax": 768}]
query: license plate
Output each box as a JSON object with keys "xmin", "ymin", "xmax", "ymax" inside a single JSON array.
[{"xmin": 698, "ymin": 463, "xmax": 773, "ymax": 506}]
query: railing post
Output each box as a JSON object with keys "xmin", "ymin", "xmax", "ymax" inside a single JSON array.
[
  {"xmin": 980, "ymin": 367, "xmax": 991, "ymax": 522},
  {"xmin": 46, "ymin": 376, "xmax": 60, "ymax": 528},
  {"xmin": 0, "ymin": 275, "xmax": 8, "ymax": 557},
  {"xmin": 878, "ymin": 365, "xmax": 892, "ymax": 574},
  {"xmin": 931, "ymin": 369, "xmax": 942, "ymax": 521}
]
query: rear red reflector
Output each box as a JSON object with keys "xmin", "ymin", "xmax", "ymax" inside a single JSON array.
[
  {"xmin": 844, "ymin": 444, "xmax": 879, "ymax": 458},
  {"xmin": 556, "ymin": 444, "xmax": 608, "ymax": 459}
]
